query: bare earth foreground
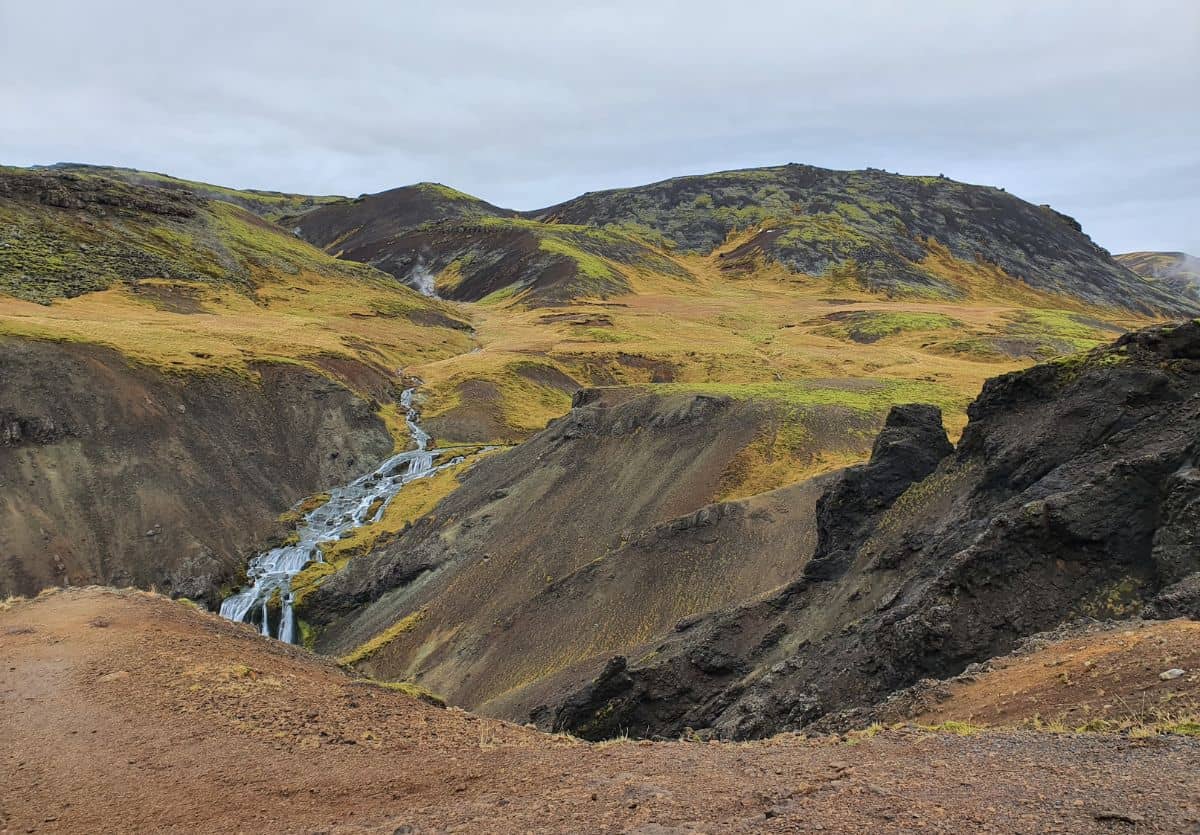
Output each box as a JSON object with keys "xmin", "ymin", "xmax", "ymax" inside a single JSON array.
[{"xmin": 2, "ymin": 589, "xmax": 1197, "ymax": 834}]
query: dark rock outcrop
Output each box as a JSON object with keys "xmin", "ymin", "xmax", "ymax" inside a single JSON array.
[
  {"xmin": 804, "ymin": 403, "xmax": 952, "ymax": 581},
  {"xmin": 550, "ymin": 321, "xmax": 1200, "ymax": 740},
  {"xmin": 1144, "ymin": 574, "xmax": 1200, "ymax": 620},
  {"xmin": 0, "ymin": 168, "xmax": 200, "ymax": 217}
]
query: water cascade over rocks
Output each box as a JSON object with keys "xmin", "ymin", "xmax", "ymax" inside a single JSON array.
[{"xmin": 219, "ymin": 388, "xmax": 458, "ymax": 642}]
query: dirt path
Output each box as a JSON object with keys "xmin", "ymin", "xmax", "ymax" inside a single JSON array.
[{"xmin": 2, "ymin": 589, "xmax": 1198, "ymax": 833}]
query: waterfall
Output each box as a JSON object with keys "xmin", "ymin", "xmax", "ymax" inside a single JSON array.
[{"xmin": 219, "ymin": 387, "xmax": 461, "ymax": 642}]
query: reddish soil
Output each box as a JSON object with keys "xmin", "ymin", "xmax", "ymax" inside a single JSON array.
[
  {"xmin": 2, "ymin": 589, "xmax": 1198, "ymax": 834},
  {"xmin": 894, "ymin": 620, "xmax": 1200, "ymax": 729}
]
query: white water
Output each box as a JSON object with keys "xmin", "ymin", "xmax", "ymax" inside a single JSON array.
[{"xmin": 219, "ymin": 387, "xmax": 460, "ymax": 642}]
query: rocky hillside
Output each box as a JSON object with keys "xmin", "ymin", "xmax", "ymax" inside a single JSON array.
[
  {"xmin": 0, "ymin": 338, "xmax": 391, "ymax": 602},
  {"xmin": 1117, "ymin": 250, "xmax": 1200, "ymax": 303},
  {"xmin": 550, "ymin": 321, "xmax": 1200, "ymax": 739},
  {"xmin": 287, "ymin": 164, "xmax": 1194, "ymax": 314},
  {"xmin": 533, "ymin": 165, "xmax": 1191, "ymax": 314},
  {"xmin": 298, "ymin": 389, "xmax": 863, "ymax": 716},
  {"xmin": 0, "ymin": 167, "xmax": 475, "ymax": 601},
  {"xmin": 38, "ymin": 163, "xmax": 344, "ymax": 220},
  {"xmin": 290, "ymin": 183, "xmax": 688, "ymax": 305}
]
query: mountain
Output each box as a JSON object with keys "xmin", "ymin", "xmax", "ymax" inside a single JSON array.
[
  {"xmin": 290, "ymin": 163, "xmax": 1194, "ymax": 315},
  {"xmin": 290, "ymin": 182, "xmax": 689, "ymax": 305},
  {"xmin": 2, "ymin": 160, "xmax": 1196, "ymax": 736},
  {"xmin": 297, "ymin": 389, "xmax": 844, "ymax": 716},
  {"xmin": 1117, "ymin": 250, "xmax": 1200, "ymax": 302},
  {"xmin": 532, "ymin": 164, "xmax": 1192, "ymax": 314}
]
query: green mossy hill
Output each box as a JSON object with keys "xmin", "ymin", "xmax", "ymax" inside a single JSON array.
[
  {"xmin": 41, "ymin": 163, "xmax": 344, "ymax": 221},
  {"xmin": 416, "ymin": 217, "xmax": 692, "ymax": 305},
  {"xmin": 532, "ymin": 164, "xmax": 1193, "ymax": 315},
  {"xmin": 0, "ymin": 167, "xmax": 391, "ymax": 303}
]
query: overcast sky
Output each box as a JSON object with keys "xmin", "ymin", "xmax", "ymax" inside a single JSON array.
[{"xmin": 2, "ymin": 1, "xmax": 1197, "ymax": 253}]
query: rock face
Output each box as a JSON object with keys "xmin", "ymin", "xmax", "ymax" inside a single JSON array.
[
  {"xmin": 803, "ymin": 404, "xmax": 953, "ymax": 581},
  {"xmin": 551, "ymin": 321, "xmax": 1200, "ymax": 740},
  {"xmin": 0, "ymin": 338, "xmax": 393, "ymax": 605},
  {"xmin": 0, "ymin": 168, "xmax": 199, "ymax": 216}
]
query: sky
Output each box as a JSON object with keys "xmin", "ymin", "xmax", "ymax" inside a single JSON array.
[{"xmin": 2, "ymin": 1, "xmax": 1197, "ymax": 254}]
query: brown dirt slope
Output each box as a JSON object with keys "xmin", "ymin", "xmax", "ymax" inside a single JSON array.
[
  {"xmin": 879, "ymin": 619, "xmax": 1200, "ymax": 731},
  {"xmin": 3, "ymin": 588, "xmax": 1198, "ymax": 834},
  {"xmin": 299, "ymin": 389, "xmax": 872, "ymax": 718}
]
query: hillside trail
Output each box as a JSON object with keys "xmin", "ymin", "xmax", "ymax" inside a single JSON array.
[{"xmin": 2, "ymin": 588, "xmax": 1198, "ymax": 834}]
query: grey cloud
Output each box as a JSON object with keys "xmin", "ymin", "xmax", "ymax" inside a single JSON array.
[{"xmin": 1, "ymin": 0, "xmax": 1197, "ymax": 253}]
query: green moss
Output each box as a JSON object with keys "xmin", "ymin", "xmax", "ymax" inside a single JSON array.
[
  {"xmin": 296, "ymin": 618, "xmax": 318, "ymax": 651},
  {"xmin": 477, "ymin": 282, "xmax": 527, "ymax": 306},
  {"xmin": 1076, "ymin": 575, "xmax": 1145, "ymax": 619},
  {"xmin": 290, "ymin": 560, "xmax": 337, "ymax": 608},
  {"xmin": 580, "ymin": 327, "xmax": 632, "ymax": 343},
  {"xmin": 835, "ymin": 202, "xmax": 871, "ymax": 223},
  {"xmin": 338, "ymin": 609, "xmax": 427, "ymax": 665},
  {"xmin": 278, "ymin": 492, "xmax": 332, "ymax": 525},
  {"xmin": 0, "ymin": 170, "xmax": 393, "ymax": 303},
  {"xmin": 1004, "ymin": 309, "xmax": 1107, "ymax": 354},
  {"xmin": 818, "ymin": 311, "xmax": 960, "ymax": 342},
  {"xmin": 538, "ymin": 236, "xmax": 619, "ymax": 282},
  {"xmin": 776, "ymin": 212, "xmax": 872, "ymax": 251},
  {"xmin": 416, "ymin": 182, "xmax": 480, "ymax": 203}
]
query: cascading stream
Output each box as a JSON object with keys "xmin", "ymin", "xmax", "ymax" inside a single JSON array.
[{"xmin": 219, "ymin": 387, "xmax": 459, "ymax": 643}]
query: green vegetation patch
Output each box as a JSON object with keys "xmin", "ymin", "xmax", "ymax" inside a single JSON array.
[
  {"xmin": 818, "ymin": 311, "xmax": 961, "ymax": 343},
  {"xmin": 1004, "ymin": 309, "xmax": 1108, "ymax": 354},
  {"xmin": 339, "ymin": 608, "xmax": 427, "ymax": 665},
  {"xmin": 354, "ymin": 677, "xmax": 446, "ymax": 707}
]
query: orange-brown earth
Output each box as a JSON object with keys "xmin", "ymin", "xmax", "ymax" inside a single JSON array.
[
  {"xmin": 886, "ymin": 620, "xmax": 1200, "ymax": 731},
  {"xmin": 2, "ymin": 588, "xmax": 1197, "ymax": 834}
]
